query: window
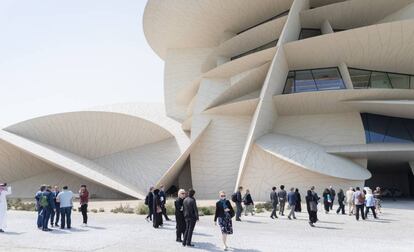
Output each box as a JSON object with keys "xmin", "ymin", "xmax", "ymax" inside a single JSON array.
[
  {"xmin": 361, "ymin": 113, "xmax": 414, "ymax": 143},
  {"xmin": 230, "ymin": 39, "xmax": 278, "ymax": 61},
  {"xmin": 349, "ymin": 68, "xmax": 414, "ymax": 89},
  {"xmin": 299, "ymin": 28, "xmax": 322, "ymax": 40},
  {"xmin": 237, "ymin": 10, "xmax": 289, "ymax": 35},
  {"xmin": 282, "ymin": 68, "xmax": 345, "ymax": 94}
]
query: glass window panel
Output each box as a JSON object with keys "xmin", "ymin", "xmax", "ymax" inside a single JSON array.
[
  {"xmin": 360, "ymin": 113, "xmax": 371, "ymax": 143},
  {"xmin": 312, "ymin": 68, "xmax": 345, "ymax": 91},
  {"xmin": 367, "ymin": 114, "xmax": 390, "ymax": 143},
  {"xmin": 370, "ymin": 71, "xmax": 392, "ymax": 89},
  {"xmin": 294, "ymin": 70, "xmax": 317, "ymax": 93},
  {"xmin": 411, "ymin": 76, "xmax": 414, "ymax": 89},
  {"xmin": 299, "ymin": 29, "xmax": 322, "ymax": 40},
  {"xmin": 404, "ymin": 120, "xmax": 414, "ymax": 141},
  {"xmin": 349, "ymin": 69, "xmax": 370, "ymax": 89},
  {"xmin": 384, "ymin": 118, "xmax": 413, "ymax": 143},
  {"xmin": 283, "ymin": 77, "xmax": 295, "ymax": 94},
  {"xmin": 388, "ymin": 73, "xmax": 410, "ymax": 89}
]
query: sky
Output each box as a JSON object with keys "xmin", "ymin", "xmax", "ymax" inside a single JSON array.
[{"xmin": 0, "ymin": 0, "xmax": 164, "ymax": 128}]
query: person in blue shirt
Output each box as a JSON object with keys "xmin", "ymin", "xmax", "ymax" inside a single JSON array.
[
  {"xmin": 34, "ymin": 185, "xmax": 46, "ymax": 229},
  {"xmin": 57, "ymin": 186, "xmax": 74, "ymax": 229},
  {"xmin": 287, "ymin": 187, "xmax": 297, "ymax": 220},
  {"xmin": 40, "ymin": 185, "xmax": 56, "ymax": 231}
]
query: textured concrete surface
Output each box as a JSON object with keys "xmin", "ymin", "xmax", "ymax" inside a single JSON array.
[{"xmin": 0, "ymin": 200, "xmax": 413, "ymax": 252}]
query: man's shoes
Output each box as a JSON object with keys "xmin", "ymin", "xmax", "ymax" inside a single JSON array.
[
  {"xmin": 308, "ymin": 222, "xmax": 314, "ymax": 227},
  {"xmin": 270, "ymin": 216, "xmax": 274, "ymax": 219},
  {"xmin": 51, "ymin": 224, "xmax": 54, "ymax": 227},
  {"xmin": 42, "ymin": 228, "xmax": 52, "ymax": 231},
  {"xmin": 176, "ymin": 239, "xmax": 183, "ymax": 243},
  {"xmin": 60, "ymin": 227, "xmax": 65, "ymax": 229},
  {"xmin": 293, "ymin": 217, "xmax": 297, "ymax": 219},
  {"xmin": 67, "ymin": 227, "xmax": 71, "ymax": 229},
  {"xmin": 166, "ymin": 218, "xmax": 171, "ymax": 221},
  {"xmin": 182, "ymin": 243, "xmax": 186, "ymax": 247},
  {"xmin": 288, "ymin": 216, "xmax": 291, "ymax": 220},
  {"xmin": 187, "ymin": 244, "xmax": 195, "ymax": 247},
  {"xmin": 55, "ymin": 224, "xmax": 59, "ymax": 227},
  {"xmin": 236, "ymin": 218, "xmax": 241, "ymax": 221},
  {"xmin": 0, "ymin": 229, "xmax": 4, "ymax": 232}
]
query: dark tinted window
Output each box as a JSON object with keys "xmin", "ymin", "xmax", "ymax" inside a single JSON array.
[{"xmin": 299, "ymin": 29, "xmax": 322, "ymax": 40}]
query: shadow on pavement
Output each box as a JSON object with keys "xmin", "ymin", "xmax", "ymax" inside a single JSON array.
[{"xmin": 193, "ymin": 242, "xmax": 262, "ymax": 252}]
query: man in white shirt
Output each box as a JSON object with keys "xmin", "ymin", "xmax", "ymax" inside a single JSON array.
[{"xmin": 56, "ymin": 186, "xmax": 73, "ymax": 229}]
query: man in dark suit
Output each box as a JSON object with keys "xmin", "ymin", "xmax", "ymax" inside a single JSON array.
[
  {"xmin": 235, "ymin": 186, "xmax": 243, "ymax": 221},
  {"xmin": 145, "ymin": 186, "xmax": 154, "ymax": 222},
  {"xmin": 270, "ymin": 186, "xmax": 278, "ymax": 219},
  {"xmin": 175, "ymin": 189, "xmax": 186, "ymax": 242},
  {"xmin": 41, "ymin": 185, "xmax": 56, "ymax": 231},
  {"xmin": 159, "ymin": 185, "xmax": 171, "ymax": 221},
  {"xmin": 182, "ymin": 189, "xmax": 199, "ymax": 247},
  {"xmin": 278, "ymin": 185, "xmax": 287, "ymax": 216},
  {"xmin": 50, "ymin": 185, "xmax": 60, "ymax": 227}
]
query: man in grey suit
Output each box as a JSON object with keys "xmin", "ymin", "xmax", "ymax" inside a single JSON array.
[
  {"xmin": 182, "ymin": 189, "xmax": 199, "ymax": 247},
  {"xmin": 287, "ymin": 187, "xmax": 297, "ymax": 220},
  {"xmin": 278, "ymin": 185, "xmax": 287, "ymax": 216},
  {"xmin": 270, "ymin": 186, "xmax": 278, "ymax": 219}
]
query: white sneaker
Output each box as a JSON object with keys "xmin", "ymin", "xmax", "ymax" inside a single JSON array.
[{"xmin": 223, "ymin": 246, "xmax": 228, "ymax": 251}]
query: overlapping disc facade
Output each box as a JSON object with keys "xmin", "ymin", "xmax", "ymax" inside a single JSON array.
[{"xmin": 2, "ymin": 0, "xmax": 414, "ymax": 200}]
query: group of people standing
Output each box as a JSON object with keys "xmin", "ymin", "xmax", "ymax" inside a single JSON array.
[{"xmin": 34, "ymin": 184, "xmax": 89, "ymax": 231}]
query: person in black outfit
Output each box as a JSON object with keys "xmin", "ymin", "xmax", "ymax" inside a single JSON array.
[
  {"xmin": 322, "ymin": 188, "xmax": 331, "ymax": 213},
  {"xmin": 145, "ymin": 186, "xmax": 154, "ymax": 222},
  {"xmin": 336, "ymin": 188, "xmax": 346, "ymax": 215},
  {"xmin": 50, "ymin": 185, "xmax": 60, "ymax": 227},
  {"xmin": 174, "ymin": 189, "xmax": 186, "ymax": 242},
  {"xmin": 182, "ymin": 189, "xmax": 199, "ymax": 247},
  {"xmin": 270, "ymin": 186, "xmax": 278, "ymax": 219},
  {"xmin": 214, "ymin": 191, "xmax": 234, "ymax": 251},
  {"xmin": 243, "ymin": 189, "xmax": 254, "ymax": 216},
  {"xmin": 235, "ymin": 186, "xmax": 243, "ymax": 221},
  {"xmin": 152, "ymin": 189, "xmax": 163, "ymax": 228},
  {"xmin": 329, "ymin": 186, "xmax": 336, "ymax": 210},
  {"xmin": 159, "ymin": 185, "xmax": 171, "ymax": 221},
  {"xmin": 294, "ymin": 188, "xmax": 302, "ymax": 212},
  {"xmin": 305, "ymin": 190, "xmax": 318, "ymax": 227}
]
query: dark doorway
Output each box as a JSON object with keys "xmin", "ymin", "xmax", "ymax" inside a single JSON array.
[{"xmin": 365, "ymin": 161, "xmax": 414, "ymax": 198}]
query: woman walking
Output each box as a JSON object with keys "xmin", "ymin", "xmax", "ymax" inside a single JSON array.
[
  {"xmin": 305, "ymin": 190, "xmax": 318, "ymax": 227},
  {"xmin": 322, "ymin": 188, "xmax": 331, "ymax": 214},
  {"xmin": 294, "ymin": 188, "xmax": 301, "ymax": 212},
  {"xmin": 243, "ymin": 189, "xmax": 254, "ymax": 216},
  {"xmin": 0, "ymin": 183, "xmax": 12, "ymax": 232},
  {"xmin": 152, "ymin": 189, "xmax": 163, "ymax": 228},
  {"xmin": 214, "ymin": 191, "xmax": 234, "ymax": 251}
]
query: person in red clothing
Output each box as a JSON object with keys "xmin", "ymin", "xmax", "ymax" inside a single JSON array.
[{"xmin": 79, "ymin": 185, "xmax": 89, "ymax": 226}]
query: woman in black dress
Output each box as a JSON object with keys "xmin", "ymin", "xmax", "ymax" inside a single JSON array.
[
  {"xmin": 305, "ymin": 190, "xmax": 318, "ymax": 227},
  {"xmin": 214, "ymin": 191, "xmax": 234, "ymax": 251},
  {"xmin": 294, "ymin": 188, "xmax": 301, "ymax": 212},
  {"xmin": 152, "ymin": 189, "xmax": 163, "ymax": 228}
]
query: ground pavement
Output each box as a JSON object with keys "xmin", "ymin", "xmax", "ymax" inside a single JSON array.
[{"xmin": 1, "ymin": 200, "xmax": 413, "ymax": 252}]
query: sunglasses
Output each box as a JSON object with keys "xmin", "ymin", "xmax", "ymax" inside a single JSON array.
[{"xmin": 220, "ymin": 195, "xmax": 226, "ymax": 198}]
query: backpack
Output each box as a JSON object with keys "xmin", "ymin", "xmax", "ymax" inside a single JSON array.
[
  {"xmin": 144, "ymin": 195, "xmax": 149, "ymax": 205},
  {"xmin": 39, "ymin": 193, "xmax": 49, "ymax": 208},
  {"xmin": 231, "ymin": 192, "xmax": 238, "ymax": 203}
]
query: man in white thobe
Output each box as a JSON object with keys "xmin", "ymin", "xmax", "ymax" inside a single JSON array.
[{"xmin": 0, "ymin": 183, "xmax": 12, "ymax": 232}]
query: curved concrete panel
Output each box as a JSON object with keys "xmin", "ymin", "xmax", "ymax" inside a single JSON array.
[{"xmin": 255, "ymin": 133, "xmax": 371, "ymax": 180}]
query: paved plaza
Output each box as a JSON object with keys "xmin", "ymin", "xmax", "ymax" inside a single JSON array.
[{"xmin": 1, "ymin": 200, "xmax": 413, "ymax": 252}]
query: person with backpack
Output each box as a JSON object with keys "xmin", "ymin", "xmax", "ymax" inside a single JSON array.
[
  {"xmin": 79, "ymin": 185, "xmax": 89, "ymax": 226},
  {"xmin": 175, "ymin": 189, "xmax": 186, "ymax": 242},
  {"xmin": 352, "ymin": 187, "xmax": 365, "ymax": 221},
  {"xmin": 232, "ymin": 186, "xmax": 243, "ymax": 221},
  {"xmin": 35, "ymin": 185, "xmax": 46, "ymax": 229},
  {"xmin": 40, "ymin": 185, "xmax": 56, "ymax": 231},
  {"xmin": 0, "ymin": 183, "xmax": 12, "ymax": 233},
  {"xmin": 243, "ymin": 189, "xmax": 254, "ymax": 216},
  {"xmin": 322, "ymin": 188, "xmax": 331, "ymax": 214},
  {"xmin": 270, "ymin": 186, "xmax": 278, "ymax": 219},
  {"xmin": 145, "ymin": 186, "xmax": 154, "ymax": 222},
  {"xmin": 214, "ymin": 191, "xmax": 234, "ymax": 251},
  {"xmin": 277, "ymin": 185, "xmax": 287, "ymax": 216},
  {"xmin": 56, "ymin": 186, "xmax": 73, "ymax": 229}
]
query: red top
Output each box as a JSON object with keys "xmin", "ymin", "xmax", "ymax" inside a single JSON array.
[{"xmin": 79, "ymin": 189, "xmax": 89, "ymax": 205}]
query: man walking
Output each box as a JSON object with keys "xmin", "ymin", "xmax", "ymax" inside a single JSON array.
[
  {"xmin": 270, "ymin": 186, "xmax": 278, "ymax": 219},
  {"xmin": 287, "ymin": 187, "xmax": 297, "ymax": 220},
  {"xmin": 277, "ymin": 185, "xmax": 287, "ymax": 216},
  {"xmin": 145, "ymin": 186, "xmax": 154, "ymax": 222},
  {"xmin": 57, "ymin": 186, "xmax": 73, "ymax": 229},
  {"xmin": 79, "ymin": 185, "xmax": 89, "ymax": 226},
  {"xmin": 234, "ymin": 186, "xmax": 243, "ymax": 221},
  {"xmin": 159, "ymin": 185, "xmax": 171, "ymax": 221},
  {"xmin": 346, "ymin": 187, "xmax": 354, "ymax": 215},
  {"xmin": 50, "ymin": 186, "xmax": 60, "ymax": 227},
  {"xmin": 182, "ymin": 189, "xmax": 199, "ymax": 247},
  {"xmin": 329, "ymin": 186, "xmax": 336, "ymax": 210},
  {"xmin": 352, "ymin": 187, "xmax": 365, "ymax": 221},
  {"xmin": 175, "ymin": 189, "xmax": 186, "ymax": 242}
]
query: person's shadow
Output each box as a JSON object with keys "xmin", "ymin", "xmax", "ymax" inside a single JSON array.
[
  {"xmin": 193, "ymin": 242, "xmax": 262, "ymax": 252},
  {"xmin": 1, "ymin": 231, "xmax": 25, "ymax": 235}
]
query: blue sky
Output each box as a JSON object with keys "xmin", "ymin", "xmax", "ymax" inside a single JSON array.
[{"xmin": 0, "ymin": 0, "xmax": 163, "ymax": 127}]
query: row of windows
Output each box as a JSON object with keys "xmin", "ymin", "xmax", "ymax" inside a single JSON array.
[
  {"xmin": 349, "ymin": 68, "xmax": 414, "ymax": 89},
  {"xmin": 236, "ymin": 10, "xmax": 289, "ymax": 35},
  {"xmin": 298, "ymin": 28, "xmax": 345, "ymax": 40},
  {"xmin": 361, "ymin": 113, "xmax": 414, "ymax": 143},
  {"xmin": 230, "ymin": 39, "xmax": 278, "ymax": 61},
  {"xmin": 283, "ymin": 68, "xmax": 346, "ymax": 94}
]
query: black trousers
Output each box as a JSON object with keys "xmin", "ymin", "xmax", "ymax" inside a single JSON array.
[
  {"xmin": 50, "ymin": 205, "xmax": 60, "ymax": 225},
  {"xmin": 365, "ymin": 206, "xmax": 377, "ymax": 219},
  {"xmin": 279, "ymin": 201, "xmax": 285, "ymax": 215},
  {"xmin": 81, "ymin": 204, "xmax": 88, "ymax": 224},
  {"xmin": 330, "ymin": 197, "xmax": 335, "ymax": 210},
  {"xmin": 323, "ymin": 202, "xmax": 330, "ymax": 212},
  {"xmin": 176, "ymin": 216, "xmax": 185, "ymax": 241},
  {"xmin": 236, "ymin": 202, "xmax": 242, "ymax": 220},
  {"xmin": 336, "ymin": 201, "xmax": 345, "ymax": 214},
  {"xmin": 162, "ymin": 205, "xmax": 170, "ymax": 220},
  {"xmin": 183, "ymin": 219, "xmax": 196, "ymax": 246},
  {"xmin": 270, "ymin": 201, "xmax": 278, "ymax": 218},
  {"xmin": 146, "ymin": 207, "xmax": 153, "ymax": 220},
  {"xmin": 355, "ymin": 204, "xmax": 365, "ymax": 220}
]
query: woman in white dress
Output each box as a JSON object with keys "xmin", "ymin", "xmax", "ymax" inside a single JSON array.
[{"xmin": 0, "ymin": 183, "xmax": 12, "ymax": 232}]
